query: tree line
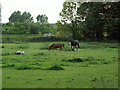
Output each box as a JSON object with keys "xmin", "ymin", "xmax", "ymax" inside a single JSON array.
[
  {"xmin": 9, "ymin": 11, "xmax": 48, "ymax": 23},
  {"xmin": 2, "ymin": 2, "xmax": 120, "ymax": 40},
  {"xmin": 57, "ymin": 2, "xmax": 120, "ymax": 40},
  {"xmin": 2, "ymin": 11, "xmax": 52, "ymax": 35}
]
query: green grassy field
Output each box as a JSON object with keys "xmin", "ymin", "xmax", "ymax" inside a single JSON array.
[{"xmin": 1, "ymin": 41, "xmax": 118, "ymax": 88}]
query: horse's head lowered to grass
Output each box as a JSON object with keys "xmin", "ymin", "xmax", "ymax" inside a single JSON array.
[
  {"xmin": 69, "ymin": 39, "xmax": 80, "ymax": 51},
  {"xmin": 49, "ymin": 43, "xmax": 65, "ymax": 51}
]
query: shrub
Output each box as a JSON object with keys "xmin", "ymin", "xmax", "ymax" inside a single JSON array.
[
  {"xmin": 63, "ymin": 58, "xmax": 83, "ymax": 63},
  {"xmin": 101, "ymin": 61, "xmax": 111, "ymax": 64},
  {"xmin": 15, "ymin": 65, "xmax": 31, "ymax": 70},
  {"xmin": 68, "ymin": 58, "xmax": 83, "ymax": 62},
  {"xmin": 30, "ymin": 65, "xmax": 41, "ymax": 69},
  {"xmin": 48, "ymin": 64, "xmax": 64, "ymax": 70},
  {"xmin": 63, "ymin": 57, "xmax": 108, "ymax": 65},
  {"xmin": 2, "ymin": 63, "xmax": 15, "ymax": 68}
]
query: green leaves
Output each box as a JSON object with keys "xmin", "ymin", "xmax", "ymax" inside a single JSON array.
[
  {"xmin": 36, "ymin": 14, "xmax": 48, "ymax": 24},
  {"xmin": 60, "ymin": 2, "xmax": 119, "ymax": 40},
  {"xmin": 9, "ymin": 11, "xmax": 33, "ymax": 22}
]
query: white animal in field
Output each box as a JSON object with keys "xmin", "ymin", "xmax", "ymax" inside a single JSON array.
[{"xmin": 15, "ymin": 51, "xmax": 24, "ymax": 55}]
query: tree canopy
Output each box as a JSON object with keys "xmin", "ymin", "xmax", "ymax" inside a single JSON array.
[
  {"xmin": 9, "ymin": 11, "xmax": 33, "ymax": 22},
  {"xmin": 59, "ymin": 2, "xmax": 120, "ymax": 40},
  {"xmin": 3, "ymin": 11, "xmax": 52, "ymax": 35},
  {"xmin": 36, "ymin": 14, "xmax": 48, "ymax": 24}
]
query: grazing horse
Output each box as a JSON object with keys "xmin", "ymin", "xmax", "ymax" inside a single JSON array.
[
  {"xmin": 69, "ymin": 39, "xmax": 80, "ymax": 51},
  {"xmin": 49, "ymin": 43, "xmax": 65, "ymax": 51}
]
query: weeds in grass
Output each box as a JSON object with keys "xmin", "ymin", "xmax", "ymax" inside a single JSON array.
[
  {"xmin": 89, "ymin": 61, "xmax": 99, "ymax": 64},
  {"xmin": 67, "ymin": 58, "xmax": 83, "ymax": 63},
  {"xmin": 2, "ymin": 63, "xmax": 15, "ymax": 68},
  {"xmin": 15, "ymin": 64, "xmax": 31, "ymax": 70},
  {"xmin": 60, "ymin": 63, "xmax": 70, "ymax": 66},
  {"xmin": 63, "ymin": 58, "xmax": 83, "ymax": 63},
  {"xmin": 63, "ymin": 57, "xmax": 109, "ymax": 65},
  {"xmin": 48, "ymin": 64, "xmax": 64, "ymax": 70},
  {"xmin": 34, "ymin": 52, "xmax": 44, "ymax": 56},
  {"xmin": 18, "ymin": 44, "xmax": 29, "ymax": 49},
  {"xmin": 39, "ymin": 47, "xmax": 48, "ymax": 50},
  {"xmin": 15, "ymin": 63, "xmax": 42, "ymax": 70},
  {"xmin": 30, "ymin": 62, "xmax": 41, "ymax": 66},
  {"xmin": 101, "ymin": 61, "xmax": 111, "ymax": 64},
  {"xmin": 2, "ymin": 52, "xmax": 11, "ymax": 56},
  {"xmin": 80, "ymin": 64, "xmax": 89, "ymax": 67},
  {"xmin": 89, "ymin": 76, "xmax": 117, "ymax": 88}
]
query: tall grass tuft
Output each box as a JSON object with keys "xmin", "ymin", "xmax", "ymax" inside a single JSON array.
[
  {"xmin": 48, "ymin": 64, "xmax": 64, "ymax": 70},
  {"xmin": 89, "ymin": 76, "xmax": 117, "ymax": 88},
  {"xmin": 18, "ymin": 44, "xmax": 29, "ymax": 49},
  {"xmin": 15, "ymin": 64, "xmax": 31, "ymax": 70}
]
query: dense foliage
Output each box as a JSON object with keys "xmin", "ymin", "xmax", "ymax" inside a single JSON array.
[
  {"xmin": 2, "ymin": 2, "xmax": 120, "ymax": 41},
  {"xmin": 59, "ymin": 2, "xmax": 120, "ymax": 40},
  {"xmin": 36, "ymin": 14, "xmax": 48, "ymax": 24},
  {"xmin": 2, "ymin": 11, "xmax": 52, "ymax": 35},
  {"xmin": 9, "ymin": 11, "xmax": 33, "ymax": 22},
  {"xmin": 2, "ymin": 22, "xmax": 52, "ymax": 34}
]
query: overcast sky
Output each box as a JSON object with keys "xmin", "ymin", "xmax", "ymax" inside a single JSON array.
[
  {"xmin": 1, "ymin": 0, "xmax": 119, "ymax": 23},
  {"xmin": 0, "ymin": 0, "xmax": 65, "ymax": 23}
]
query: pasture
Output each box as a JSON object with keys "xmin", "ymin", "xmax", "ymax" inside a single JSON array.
[{"xmin": 1, "ymin": 41, "xmax": 118, "ymax": 88}]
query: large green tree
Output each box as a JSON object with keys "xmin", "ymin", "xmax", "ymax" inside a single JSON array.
[
  {"xmin": 60, "ymin": 2, "xmax": 120, "ymax": 40},
  {"xmin": 77, "ymin": 2, "xmax": 120, "ymax": 40},
  {"xmin": 59, "ymin": 2, "xmax": 81, "ymax": 39},
  {"xmin": 77, "ymin": 2, "xmax": 106, "ymax": 40},
  {"xmin": 9, "ymin": 11, "xmax": 33, "ymax": 22},
  {"xmin": 103, "ymin": 2, "xmax": 120, "ymax": 40},
  {"xmin": 21, "ymin": 12, "xmax": 33, "ymax": 22},
  {"xmin": 4, "ymin": 11, "xmax": 52, "ymax": 35},
  {"xmin": 36, "ymin": 14, "xmax": 48, "ymax": 24},
  {"xmin": 9, "ymin": 11, "xmax": 22, "ymax": 22}
]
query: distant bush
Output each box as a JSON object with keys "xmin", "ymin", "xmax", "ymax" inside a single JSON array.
[
  {"xmin": 48, "ymin": 64, "xmax": 64, "ymax": 70},
  {"xmin": 2, "ymin": 36, "xmax": 27, "ymax": 43},
  {"xmin": 65, "ymin": 58, "xmax": 83, "ymax": 63},
  {"xmin": 2, "ymin": 35, "xmax": 69, "ymax": 43},
  {"xmin": 28, "ymin": 36, "xmax": 69, "ymax": 42},
  {"xmin": 15, "ymin": 65, "xmax": 31, "ymax": 70}
]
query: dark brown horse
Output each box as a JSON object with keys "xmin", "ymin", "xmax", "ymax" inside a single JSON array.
[
  {"xmin": 49, "ymin": 43, "xmax": 65, "ymax": 51},
  {"xmin": 69, "ymin": 39, "xmax": 80, "ymax": 51}
]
